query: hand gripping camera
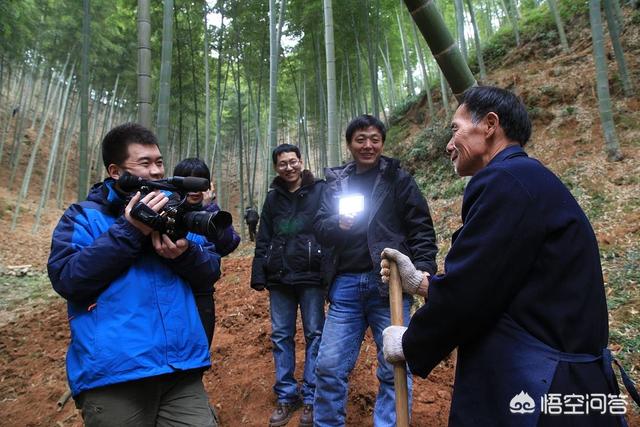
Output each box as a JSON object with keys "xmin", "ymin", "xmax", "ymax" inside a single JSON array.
[{"xmin": 118, "ymin": 173, "xmax": 232, "ymax": 241}]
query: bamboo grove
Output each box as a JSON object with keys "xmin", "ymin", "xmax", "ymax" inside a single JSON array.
[{"xmin": 0, "ymin": 0, "xmax": 635, "ymax": 235}]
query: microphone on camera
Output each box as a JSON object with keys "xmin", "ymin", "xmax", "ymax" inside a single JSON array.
[
  {"xmin": 164, "ymin": 176, "xmax": 210, "ymax": 192},
  {"xmin": 117, "ymin": 173, "xmax": 209, "ymax": 192}
]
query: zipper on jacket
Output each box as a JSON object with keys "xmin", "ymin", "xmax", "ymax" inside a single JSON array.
[{"xmin": 308, "ymin": 241, "xmax": 312, "ymax": 271}]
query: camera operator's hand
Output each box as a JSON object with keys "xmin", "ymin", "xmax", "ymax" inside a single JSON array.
[
  {"xmin": 151, "ymin": 232, "xmax": 189, "ymax": 259},
  {"xmin": 125, "ymin": 191, "xmax": 169, "ymax": 236},
  {"xmin": 339, "ymin": 214, "xmax": 355, "ymax": 231}
]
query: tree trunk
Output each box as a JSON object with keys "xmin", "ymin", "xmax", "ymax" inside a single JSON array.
[
  {"xmin": 186, "ymin": 1, "xmax": 200, "ymax": 156},
  {"xmin": 203, "ymin": 2, "xmax": 211, "ymax": 161},
  {"xmin": 403, "ymin": 0, "xmax": 477, "ymax": 101},
  {"xmin": 234, "ymin": 58, "xmax": 245, "ymax": 239},
  {"xmin": 547, "ymin": 0, "xmax": 569, "ymax": 52},
  {"xmin": 501, "ymin": 0, "xmax": 520, "ymax": 46},
  {"xmin": 411, "ymin": 21, "xmax": 435, "ymax": 118},
  {"xmin": 11, "ymin": 63, "xmax": 65, "ymax": 229},
  {"xmin": 33, "ymin": 64, "xmax": 75, "ymax": 231},
  {"xmin": 267, "ymin": 0, "xmax": 286, "ymax": 172},
  {"xmin": 589, "ymin": 0, "xmax": 622, "ymax": 161},
  {"xmin": 454, "ymin": 0, "xmax": 468, "ymax": 61},
  {"xmin": 77, "ymin": 0, "xmax": 91, "ymax": 201},
  {"xmin": 57, "ymin": 96, "xmax": 81, "ymax": 208},
  {"xmin": 175, "ymin": 2, "xmax": 184, "ymax": 145},
  {"xmin": 323, "ymin": 0, "xmax": 339, "ymax": 166},
  {"xmin": 214, "ymin": 1, "xmax": 226, "ymax": 205},
  {"xmin": 397, "ymin": 8, "xmax": 415, "ymax": 97},
  {"xmin": 466, "ymin": 0, "xmax": 487, "ymax": 80},
  {"xmin": 157, "ymin": 0, "xmax": 174, "ymax": 155},
  {"xmin": 364, "ymin": 0, "xmax": 379, "ymax": 118},
  {"xmin": 137, "ymin": 0, "xmax": 152, "ymax": 127},
  {"xmin": 440, "ymin": 69, "xmax": 450, "ymax": 117},
  {"xmin": 379, "ymin": 43, "xmax": 397, "ymax": 110},
  {"xmin": 603, "ymin": 0, "xmax": 633, "ymax": 97}
]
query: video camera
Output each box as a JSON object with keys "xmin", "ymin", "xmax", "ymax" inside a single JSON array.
[{"xmin": 118, "ymin": 173, "xmax": 232, "ymax": 241}]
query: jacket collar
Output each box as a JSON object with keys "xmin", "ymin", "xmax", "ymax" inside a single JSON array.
[
  {"xmin": 270, "ymin": 169, "xmax": 317, "ymax": 193},
  {"xmin": 325, "ymin": 155, "xmax": 398, "ymax": 185},
  {"xmin": 488, "ymin": 144, "xmax": 528, "ymax": 166}
]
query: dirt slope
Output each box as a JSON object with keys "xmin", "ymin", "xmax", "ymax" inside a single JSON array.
[{"xmin": 0, "ymin": 251, "xmax": 454, "ymax": 427}]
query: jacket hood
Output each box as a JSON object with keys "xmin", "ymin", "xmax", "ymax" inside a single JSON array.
[{"xmin": 270, "ymin": 169, "xmax": 319, "ymax": 192}]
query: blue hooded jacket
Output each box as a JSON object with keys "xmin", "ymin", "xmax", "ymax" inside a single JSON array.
[{"xmin": 47, "ymin": 179, "xmax": 220, "ymax": 396}]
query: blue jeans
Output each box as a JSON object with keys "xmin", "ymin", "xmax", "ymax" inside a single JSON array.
[
  {"xmin": 269, "ymin": 285, "xmax": 326, "ymax": 405},
  {"xmin": 314, "ymin": 272, "xmax": 413, "ymax": 427}
]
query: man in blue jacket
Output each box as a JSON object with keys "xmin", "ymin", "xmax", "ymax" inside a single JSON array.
[
  {"xmin": 381, "ymin": 86, "xmax": 639, "ymax": 426},
  {"xmin": 313, "ymin": 115, "xmax": 437, "ymax": 427},
  {"xmin": 48, "ymin": 123, "xmax": 220, "ymax": 426}
]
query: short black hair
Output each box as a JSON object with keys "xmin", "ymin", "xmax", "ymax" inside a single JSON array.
[
  {"xmin": 173, "ymin": 157, "xmax": 211, "ymax": 180},
  {"xmin": 272, "ymin": 144, "xmax": 301, "ymax": 165},
  {"xmin": 460, "ymin": 86, "xmax": 532, "ymax": 146},
  {"xmin": 101, "ymin": 123, "xmax": 158, "ymax": 169},
  {"xmin": 345, "ymin": 114, "xmax": 386, "ymax": 144}
]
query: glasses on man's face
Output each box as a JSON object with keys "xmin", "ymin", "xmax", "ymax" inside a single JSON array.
[{"xmin": 276, "ymin": 159, "xmax": 301, "ymax": 170}]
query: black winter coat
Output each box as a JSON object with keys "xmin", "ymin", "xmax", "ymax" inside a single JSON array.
[
  {"xmin": 314, "ymin": 155, "xmax": 437, "ymax": 287},
  {"xmin": 251, "ymin": 170, "xmax": 327, "ymax": 289}
]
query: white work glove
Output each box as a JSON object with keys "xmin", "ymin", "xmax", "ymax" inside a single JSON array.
[
  {"xmin": 383, "ymin": 325, "xmax": 408, "ymax": 363},
  {"xmin": 380, "ymin": 248, "xmax": 424, "ymax": 295}
]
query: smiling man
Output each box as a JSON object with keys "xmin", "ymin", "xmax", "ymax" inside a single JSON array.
[
  {"xmin": 48, "ymin": 123, "xmax": 220, "ymax": 426},
  {"xmin": 313, "ymin": 115, "xmax": 437, "ymax": 426},
  {"xmin": 250, "ymin": 144, "xmax": 328, "ymax": 427},
  {"xmin": 380, "ymin": 86, "xmax": 639, "ymax": 426}
]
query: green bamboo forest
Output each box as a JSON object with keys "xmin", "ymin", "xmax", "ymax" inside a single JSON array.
[{"xmin": 0, "ymin": 0, "xmax": 638, "ymax": 425}]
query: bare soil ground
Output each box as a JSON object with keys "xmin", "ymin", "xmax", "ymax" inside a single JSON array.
[
  {"xmin": 0, "ymin": 243, "xmax": 454, "ymax": 427},
  {"xmin": 1, "ymin": 7, "xmax": 639, "ymax": 427}
]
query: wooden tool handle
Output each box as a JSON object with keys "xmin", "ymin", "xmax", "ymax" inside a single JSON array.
[{"xmin": 389, "ymin": 260, "xmax": 410, "ymax": 427}]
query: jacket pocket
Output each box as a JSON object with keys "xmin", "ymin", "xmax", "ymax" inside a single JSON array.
[
  {"xmin": 307, "ymin": 240, "xmax": 323, "ymax": 271},
  {"xmin": 266, "ymin": 240, "xmax": 285, "ymax": 276},
  {"xmin": 285, "ymin": 235, "xmax": 323, "ymax": 273}
]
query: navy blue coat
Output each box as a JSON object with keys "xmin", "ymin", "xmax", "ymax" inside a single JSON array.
[{"xmin": 403, "ymin": 146, "xmax": 626, "ymax": 426}]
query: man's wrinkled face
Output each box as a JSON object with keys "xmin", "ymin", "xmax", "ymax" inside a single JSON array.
[
  {"xmin": 110, "ymin": 143, "xmax": 165, "ymax": 181},
  {"xmin": 275, "ymin": 151, "xmax": 303, "ymax": 185},
  {"xmin": 446, "ymin": 105, "xmax": 489, "ymax": 177},
  {"xmin": 348, "ymin": 126, "xmax": 384, "ymax": 171}
]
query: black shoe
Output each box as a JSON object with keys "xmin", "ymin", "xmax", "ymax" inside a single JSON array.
[
  {"xmin": 269, "ymin": 400, "xmax": 301, "ymax": 427},
  {"xmin": 298, "ymin": 404, "xmax": 313, "ymax": 427}
]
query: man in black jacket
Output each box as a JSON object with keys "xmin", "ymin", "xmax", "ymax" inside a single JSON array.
[
  {"xmin": 313, "ymin": 115, "xmax": 438, "ymax": 427},
  {"xmin": 244, "ymin": 206, "xmax": 260, "ymax": 241},
  {"xmin": 251, "ymin": 144, "xmax": 327, "ymax": 427}
]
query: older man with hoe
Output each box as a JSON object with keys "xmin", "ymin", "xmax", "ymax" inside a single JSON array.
[{"xmin": 381, "ymin": 86, "xmax": 639, "ymax": 426}]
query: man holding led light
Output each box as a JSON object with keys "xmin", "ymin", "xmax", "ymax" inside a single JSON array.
[{"xmin": 313, "ymin": 114, "xmax": 438, "ymax": 426}]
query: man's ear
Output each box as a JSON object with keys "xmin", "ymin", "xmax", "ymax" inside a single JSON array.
[
  {"xmin": 107, "ymin": 164, "xmax": 122, "ymax": 180},
  {"xmin": 484, "ymin": 112, "xmax": 499, "ymax": 139}
]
